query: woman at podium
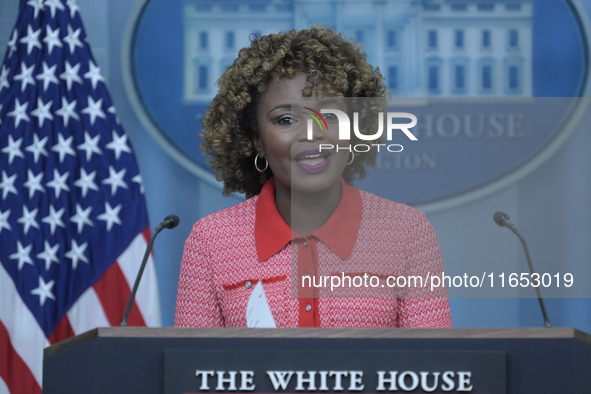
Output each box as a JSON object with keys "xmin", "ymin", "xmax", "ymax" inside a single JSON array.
[{"xmin": 174, "ymin": 26, "xmax": 452, "ymax": 328}]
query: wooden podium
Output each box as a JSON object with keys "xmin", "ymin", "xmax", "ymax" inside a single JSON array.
[{"xmin": 43, "ymin": 327, "xmax": 591, "ymax": 394}]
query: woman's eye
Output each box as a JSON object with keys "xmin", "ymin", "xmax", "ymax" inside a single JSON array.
[
  {"xmin": 323, "ymin": 113, "xmax": 338, "ymax": 123},
  {"xmin": 275, "ymin": 116, "xmax": 297, "ymax": 126}
]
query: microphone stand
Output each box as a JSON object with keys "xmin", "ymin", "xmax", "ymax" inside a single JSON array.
[
  {"xmin": 120, "ymin": 215, "xmax": 179, "ymax": 327},
  {"xmin": 494, "ymin": 212, "xmax": 551, "ymax": 328},
  {"xmin": 508, "ymin": 226, "xmax": 552, "ymax": 328}
]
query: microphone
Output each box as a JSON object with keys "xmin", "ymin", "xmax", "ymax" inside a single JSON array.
[
  {"xmin": 493, "ymin": 211, "xmax": 551, "ymax": 328},
  {"xmin": 493, "ymin": 211, "xmax": 516, "ymax": 231},
  {"xmin": 120, "ymin": 215, "xmax": 180, "ymax": 326},
  {"xmin": 155, "ymin": 214, "xmax": 180, "ymax": 232}
]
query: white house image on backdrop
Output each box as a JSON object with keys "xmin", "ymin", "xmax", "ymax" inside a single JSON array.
[{"xmin": 182, "ymin": 0, "xmax": 532, "ymax": 101}]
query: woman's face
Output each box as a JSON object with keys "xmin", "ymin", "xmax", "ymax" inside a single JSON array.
[{"xmin": 254, "ymin": 72, "xmax": 350, "ymax": 195}]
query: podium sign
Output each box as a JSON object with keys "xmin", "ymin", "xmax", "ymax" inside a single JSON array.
[
  {"xmin": 164, "ymin": 349, "xmax": 506, "ymax": 394},
  {"xmin": 43, "ymin": 327, "xmax": 591, "ymax": 394}
]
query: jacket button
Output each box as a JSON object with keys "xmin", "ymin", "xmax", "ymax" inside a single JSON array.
[
  {"xmin": 305, "ymin": 304, "xmax": 312, "ymax": 312},
  {"xmin": 245, "ymin": 281, "xmax": 252, "ymax": 289}
]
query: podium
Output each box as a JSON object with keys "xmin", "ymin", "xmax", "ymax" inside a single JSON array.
[{"xmin": 43, "ymin": 327, "xmax": 591, "ymax": 394}]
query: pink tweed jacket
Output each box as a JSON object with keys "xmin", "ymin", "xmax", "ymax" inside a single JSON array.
[{"xmin": 175, "ymin": 178, "xmax": 452, "ymax": 328}]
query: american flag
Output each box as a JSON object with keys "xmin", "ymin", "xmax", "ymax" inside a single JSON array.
[{"xmin": 0, "ymin": 1, "xmax": 160, "ymax": 393}]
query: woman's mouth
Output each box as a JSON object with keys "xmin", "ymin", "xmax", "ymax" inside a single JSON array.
[{"xmin": 294, "ymin": 149, "xmax": 331, "ymax": 174}]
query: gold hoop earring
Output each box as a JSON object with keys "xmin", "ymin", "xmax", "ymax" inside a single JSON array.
[
  {"xmin": 254, "ymin": 153, "xmax": 268, "ymax": 173},
  {"xmin": 347, "ymin": 152, "xmax": 355, "ymax": 166}
]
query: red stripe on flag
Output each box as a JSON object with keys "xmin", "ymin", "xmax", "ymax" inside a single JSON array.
[
  {"xmin": 93, "ymin": 262, "xmax": 146, "ymax": 326},
  {"xmin": 0, "ymin": 320, "xmax": 42, "ymax": 394},
  {"xmin": 48, "ymin": 315, "xmax": 75, "ymax": 345},
  {"xmin": 142, "ymin": 227, "xmax": 151, "ymax": 245}
]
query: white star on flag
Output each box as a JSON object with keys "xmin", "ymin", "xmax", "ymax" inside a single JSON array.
[
  {"xmin": 27, "ymin": 0, "xmax": 45, "ymax": 18},
  {"xmin": 60, "ymin": 61, "xmax": 82, "ymax": 91},
  {"xmin": 7, "ymin": 98, "xmax": 30, "ymax": 127},
  {"xmin": 70, "ymin": 203, "xmax": 92, "ymax": 233},
  {"xmin": 0, "ymin": 171, "xmax": 18, "ymax": 200},
  {"xmin": 17, "ymin": 206, "xmax": 40, "ymax": 235},
  {"xmin": 0, "ymin": 209, "xmax": 11, "ymax": 234},
  {"xmin": 44, "ymin": 0, "xmax": 66, "ymax": 18},
  {"xmin": 97, "ymin": 201, "xmax": 122, "ymax": 231},
  {"xmin": 9, "ymin": 241, "xmax": 34, "ymax": 271},
  {"xmin": 7, "ymin": 29, "xmax": 18, "ymax": 57},
  {"xmin": 30, "ymin": 98, "xmax": 54, "ymax": 128},
  {"xmin": 74, "ymin": 168, "xmax": 98, "ymax": 197},
  {"xmin": 25, "ymin": 133, "xmax": 50, "ymax": 162},
  {"xmin": 14, "ymin": 61, "xmax": 36, "ymax": 92},
  {"xmin": 103, "ymin": 166, "xmax": 128, "ymax": 195},
  {"xmin": 66, "ymin": 0, "xmax": 79, "ymax": 17},
  {"xmin": 43, "ymin": 25, "xmax": 63, "ymax": 54},
  {"xmin": 37, "ymin": 62, "xmax": 59, "ymax": 91},
  {"xmin": 106, "ymin": 131, "xmax": 131, "ymax": 160},
  {"xmin": 63, "ymin": 24, "xmax": 82, "ymax": 53},
  {"xmin": 52, "ymin": 133, "xmax": 76, "ymax": 162},
  {"xmin": 36, "ymin": 241, "xmax": 60, "ymax": 271},
  {"xmin": 84, "ymin": 61, "xmax": 105, "ymax": 90},
  {"xmin": 2, "ymin": 135, "xmax": 25, "ymax": 164},
  {"xmin": 23, "ymin": 169, "xmax": 45, "ymax": 199},
  {"xmin": 65, "ymin": 240, "xmax": 89, "ymax": 269},
  {"xmin": 132, "ymin": 173, "xmax": 145, "ymax": 194},
  {"xmin": 46, "ymin": 169, "xmax": 70, "ymax": 198},
  {"xmin": 0, "ymin": 65, "xmax": 10, "ymax": 91},
  {"xmin": 19, "ymin": 25, "xmax": 42, "ymax": 55},
  {"xmin": 55, "ymin": 97, "xmax": 79, "ymax": 126},
  {"xmin": 30, "ymin": 277, "xmax": 56, "ymax": 306},
  {"xmin": 81, "ymin": 96, "xmax": 105, "ymax": 125},
  {"xmin": 77, "ymin": 132, "xmax": 102, "ymax": 160},
  {"xmin": 41, "ymin": 205, "xmax": 66, "ymax": 235}
]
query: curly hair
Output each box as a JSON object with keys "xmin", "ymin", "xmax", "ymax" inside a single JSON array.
[{"xmin": 201, "ymin": 26, "xmax": 389, "ymax": 198}]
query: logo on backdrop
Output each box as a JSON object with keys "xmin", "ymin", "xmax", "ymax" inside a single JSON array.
[{"xmin": 126, "ymin": 0, "xmax": 590, "ymax": 209}]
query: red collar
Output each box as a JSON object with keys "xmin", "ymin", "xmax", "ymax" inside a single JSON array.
[{"xmin": 255, "ymin": 177, "xmax": 362, "ymax": 261}]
